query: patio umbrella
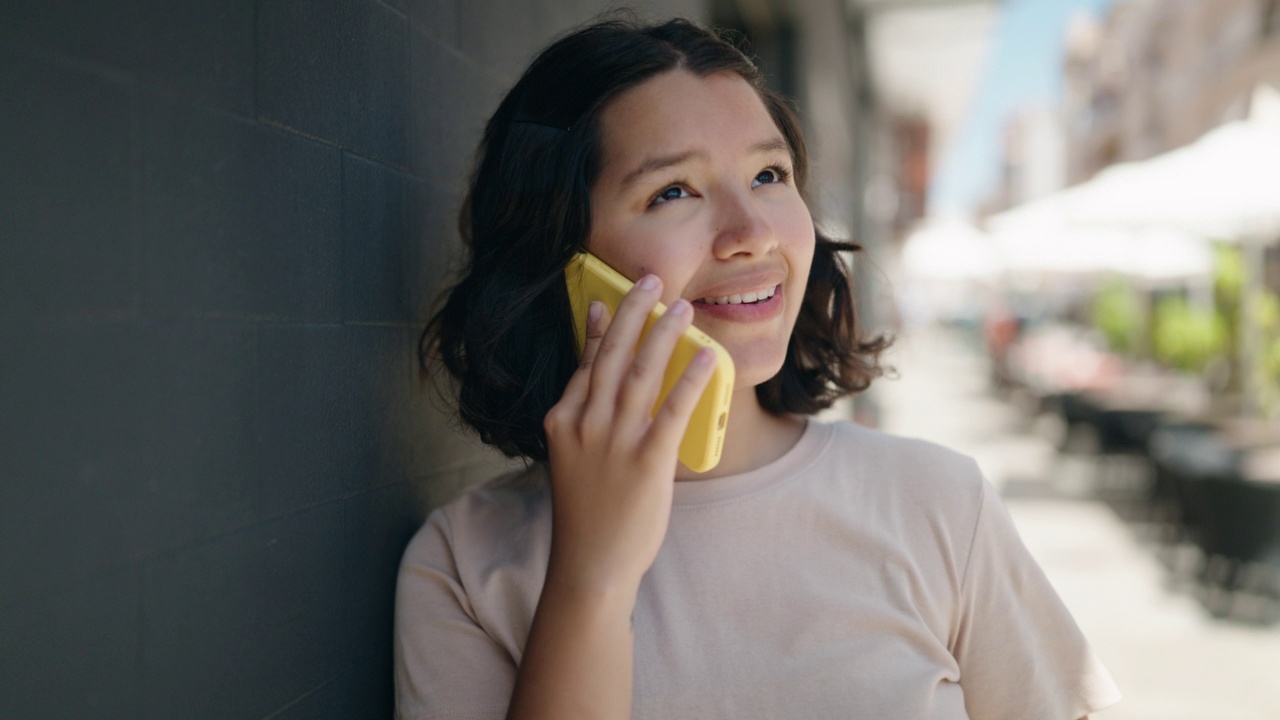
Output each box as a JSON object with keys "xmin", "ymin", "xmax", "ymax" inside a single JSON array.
[
  {"xmin": 1104, "ymin": 228, "xmax": 1214, "ymax": 285},
  {"xmin": 900, "ymin": 218, "xmax": 1003, "ymax": 281},
  {"xmin": 987, "ymin": 200, "xmax": 1129, "ymax": 278},
  {"xmin": 1067, "ymin": 116, "xmax": 1280, "ymax": 242}
]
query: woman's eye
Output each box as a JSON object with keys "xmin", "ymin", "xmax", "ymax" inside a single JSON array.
[
  {"xmin": 651, "ymin": 185, "xmax": 690, "ymax": 205},
  {"xmin": 753, "ymin": 165, "xmax": 791, "ymax": 187}
]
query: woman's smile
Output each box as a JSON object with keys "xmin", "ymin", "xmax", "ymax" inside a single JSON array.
[
  {"xmin": 694, "ymin": 284, "xmax": 777, "ymax": 306},
  {"xmin": 691, "ymin": 283, "xmax": 783, "ymax": 321}
]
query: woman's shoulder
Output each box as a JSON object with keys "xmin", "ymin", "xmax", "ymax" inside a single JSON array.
[
  {"xmin": 447, "ymin": 463, "xmax": 552, "ymax": 522},
  {"xmin": 809, "ymin": 419, "xmax": 987, "ymax": 509},
  {"xmin": 819, "ymin": 419, "xmax": 983, "ymax": 480},
  {"xmin": 401, "ymin": 464, "xmax": 553, "ymax": 570}
]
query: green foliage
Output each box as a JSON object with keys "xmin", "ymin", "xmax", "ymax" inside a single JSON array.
[
  {"xmin": 1266, "ymin": 336, "xmax": 1280, "ymax": 383},
  {"xmin": 1092, "ymin": 279, "xmax": 1139, "ymax": 354},
  {"xmin": 1214, "ymin": 245, "xmax": 1243, "ymax": 308},
  {"xmin": 1152, "ymin": 296, "xmax": 1228, "ymax": 372},
  {"xmin": 1255, "ymin": 290, "xmax": 1280, "ymax": 334},
  {"xmin": 1258, "ymin": 292, "xmax": 1280, "ymax": 385}
]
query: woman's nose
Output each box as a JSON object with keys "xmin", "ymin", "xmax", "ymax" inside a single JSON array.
[{"xmin": 710, "ymin": 188, "xmax": 777, "ymax": 259}]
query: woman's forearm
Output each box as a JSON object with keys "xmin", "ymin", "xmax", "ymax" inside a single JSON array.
[{"xmin": 505, "ymin": 565, "xmax": 638, "ymax": 720}]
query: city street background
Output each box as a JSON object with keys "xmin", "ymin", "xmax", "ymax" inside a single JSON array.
[{"xmin": 879, "ymin": 325, "xmax": 1280, "ymax": 720}]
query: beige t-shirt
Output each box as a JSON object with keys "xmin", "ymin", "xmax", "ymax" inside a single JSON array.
[{"xmin": 395, "ymin": 420, "xmax": 1121, "ymax": 719}]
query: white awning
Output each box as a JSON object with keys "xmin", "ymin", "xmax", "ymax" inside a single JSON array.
[
  {"xmin": 1067, "ymin": 118, "xmax": 1280, "ymax": 242},
  {"xmin": 990, "ymin": 87, "xmax": 1280, "ymax": 245},
  {"xmin": 900, "ymin": 218, "xmax": 1002, "ymax": 281}
]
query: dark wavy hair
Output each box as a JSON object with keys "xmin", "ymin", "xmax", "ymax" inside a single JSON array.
[{"xmin": 418, "ymin": 16, "xmax": 890, "ymax": 462}]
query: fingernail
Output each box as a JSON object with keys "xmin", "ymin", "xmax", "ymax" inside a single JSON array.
[
  {"xmin": 637, "ymin": 274, "xmax": 660, "ymax": 291},
  {"xmin": 669, "ymin": 299, "xmax": 690, "ymax": 316},
  {"xmin": 695, "ymin": 348, "xmax": 714, "ymax": 366},
  {"xmin": 588, "ymin": 301, "xmax": 602, "ymax": 325}
]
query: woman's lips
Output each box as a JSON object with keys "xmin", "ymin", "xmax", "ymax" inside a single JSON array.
[{"xmin": 691, "ymin": 284, "xmax": 783, "ymax": 322}]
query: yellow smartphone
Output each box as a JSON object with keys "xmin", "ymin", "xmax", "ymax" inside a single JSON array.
[{"xmin": 565, "ymin": 253, "xmax": 735, "ymax": 473}]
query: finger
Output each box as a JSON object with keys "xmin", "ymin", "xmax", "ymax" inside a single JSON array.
[
  {"xmin": 585, "ymin": 274, "xmax": 663, "ymax": 404},
  {"xmin": 647, "ymin": 347, "xmax": 717, "ymax": 451},
  {"xmin": 559, "ymin": 301, "xmax": 611, "ymax": 410},
  {"xmin": 616, "ymin": 298, "xmax": 694, "ymax": 422},
  {"xmin": 579, "ymin": 300, "xmax": 608, "ymax": 370}
]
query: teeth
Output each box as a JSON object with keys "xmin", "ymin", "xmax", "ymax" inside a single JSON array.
[{"xmin": 698, "ymin": 286, "xmax": 776, "ymax": 305}]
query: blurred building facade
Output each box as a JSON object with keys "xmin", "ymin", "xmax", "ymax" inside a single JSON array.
[
  {"xmin": 865, "ymin": 0, "xmax": 999, "ymax": 232},
  {"xmin": 892, "ymin": 115, "xmax": 933, "ymax": 232},
  {"xmin": 1063, "ymin": 0, "xmax": 1280, "ymax": 183},
  {"xmin": 997, "ymin": 105, "xmax": 1068, "ymax": 210}
]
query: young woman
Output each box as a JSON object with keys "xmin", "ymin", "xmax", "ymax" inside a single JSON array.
[{"xmin": 396, "ymin": 17, "xmax": 1120, "ymax": 720}]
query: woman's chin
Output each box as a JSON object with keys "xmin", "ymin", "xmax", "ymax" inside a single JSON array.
[{"xmin": 731, "ymin": 357, "xmax": 789, "ymax": 394}]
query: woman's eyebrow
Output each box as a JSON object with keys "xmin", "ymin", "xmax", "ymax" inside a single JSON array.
[
  {"xmin": 618, "ymin": 137, "xmax": 790, "ymax": 189},
  {"xmin": 751, "ymin": 137, "xmax": 790, "ymax": 156},
  {"xmin": 620, "ymin": 150, "xmax": 703, "ymax": 189}
]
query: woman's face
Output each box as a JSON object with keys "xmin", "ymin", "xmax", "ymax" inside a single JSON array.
[{"xmin": 588, "ymin": 70, "xmax": 816, "ymax": 389}]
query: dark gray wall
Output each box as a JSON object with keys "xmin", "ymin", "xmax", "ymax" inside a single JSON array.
[{"xmin": 0, "ymin": 1, "xmax": 699, "ymax": 717}]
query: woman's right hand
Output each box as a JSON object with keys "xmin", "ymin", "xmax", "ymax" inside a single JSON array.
[{"xmin": 542, "ymin": 274, "xmax": 716, "ymax": 598}]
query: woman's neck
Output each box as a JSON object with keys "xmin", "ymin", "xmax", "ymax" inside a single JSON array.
[{"xmin": 674, "ymin": 386, "xmax": 806, "ymax": 481}]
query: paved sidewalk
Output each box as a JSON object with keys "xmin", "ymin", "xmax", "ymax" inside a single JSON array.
[{"xmin": 876, "ymin": 326, "xmax": 1280, "ymax": 720}]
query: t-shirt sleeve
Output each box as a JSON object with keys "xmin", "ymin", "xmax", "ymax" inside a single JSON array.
[
  {"xmin": 394, "ymin": 507, "xmax": 515, "ymax": 720},
  {"xmin": 952, "ymin": 478, "xmax": 1122, "ymax": 720}
]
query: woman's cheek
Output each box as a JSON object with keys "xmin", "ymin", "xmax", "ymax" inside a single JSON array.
[
  {"xmin": 785, "ymin": 211, "xmax": 816, "ymax": 258},
  {"xmin": 630, "ymin": 218, "xmax": 706, "ymax": 283}
]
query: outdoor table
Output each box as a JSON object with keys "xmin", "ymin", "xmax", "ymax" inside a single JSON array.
[
  {"xmin": 1151, "ymin": 420, "xmax": 1280, "ymax": 596},
  {"xmin": 1044, "ymin": 390, "xmax": 1147, "ymax": 453},
  {"xmin": 1051, "ymin": 370, "xmax": 1209, "ymax": 455},
  {"xmin": 1149, "ymin": 420, "xmax": 1232, "ymax": 544},
  {"xmin": 1210, "ymin": 443, "xmax": 1280, "ymax": 595},
  {"xmin": 1088, "ymin": 372, "xmax": 1208, "ymax": 446},
  {"xmin": 1215, "ymin": 417, "xmax": 1280, "ymax": 451}
]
